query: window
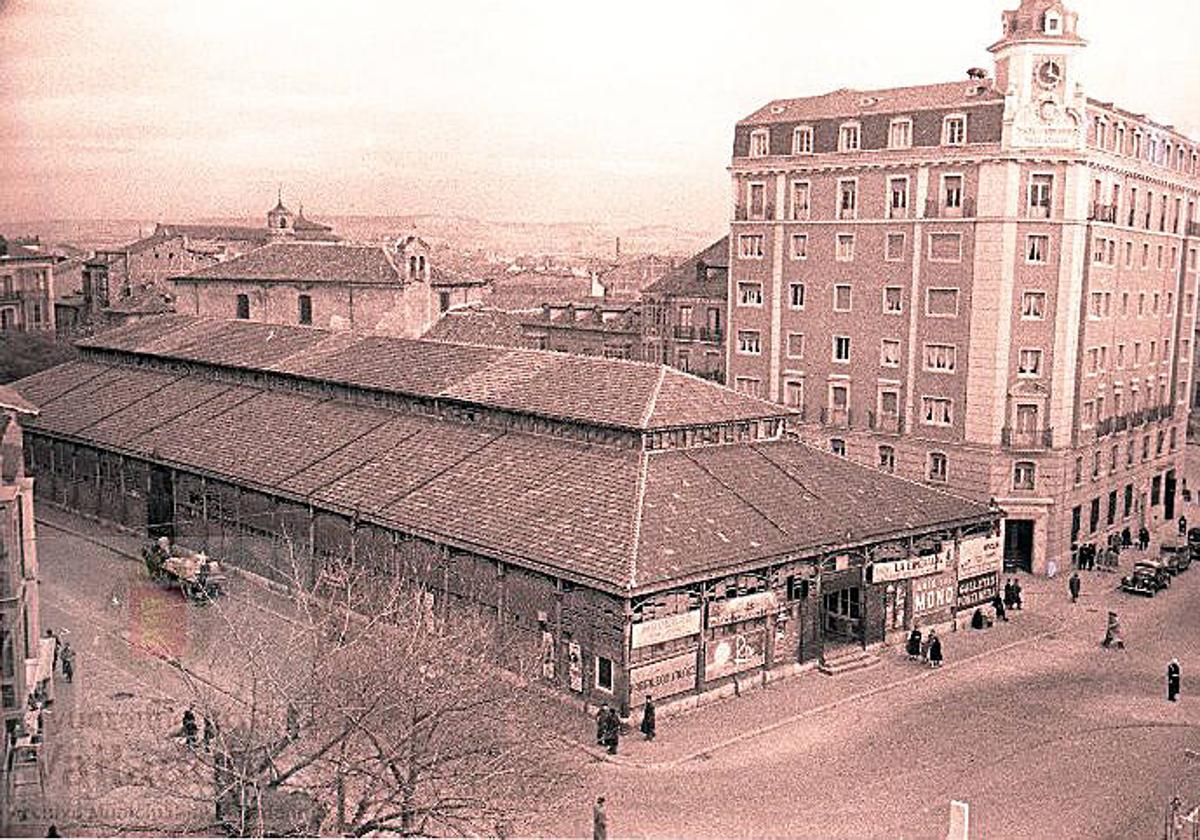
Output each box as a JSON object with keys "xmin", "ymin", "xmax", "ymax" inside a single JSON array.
[
  {"xmin": 880, "ymin": 339, "xmax": 901, "ymax": 367},
  {"xmin": 885, "ymin": 233, "xmax": 906, "ymax": 261},
  {"xmin": 833, "ymin": 336, "xmax": 851, "ymax": 362},
  {"xmin": 1081, "ymin": 400, "xmax": 1095, "ymax": 428},
  {"xmin": 677, "ymin": 350, "xmax": 690, "ymax": 371},
  {"xmin": 1029, "ymin": 174, "xmax": 1053, "ymax": 218},
  {"xmin": 737, "ymin": 281, "xmax": 764, "ymax": 307},
  {"xmin": 1013, "ymin": 461, "xmax": 1036, "ymax": 491},
  {"xmin": 792, "ymin": 126, "xmax": 814, "ymax": 154},
  {"xmin": 791, "ymin": 181, "xmax": 811, "ymax": 220},
  {"xmin": 888, "ymin": 177, "xmax": 909, "ymax": 218},
  {"xmin": 943, "ymin": 114, "xmax": 967, "ymax": 146},
  {"xmin": 678, "ymin": 305, "xmax": 693, "ymax": 327},
  {"xmin": 838, "ymin": 179, "xmax": 858, "ymax": 220},
  {"xmin": 749, "ymin": 129, "xmax": 769, "ymax": 157},
  {"xmin": 791, "ymin": 234, "xmax": 808, "ymax": 259},
  {"xmin": 1074, "ymin": 456, "xmax": 1083, "ymax": 485},
  {"xmin": 922, "ymin": 396, "xmax": 953, "ymax": 426},
  {"xmin": 596, "ymin": 656, "xmax": 614, "ymax": 692},
  {"xmin": 829, "ymin": 383, "xmax": 849, "ymax": 410},
  {"xmin": 889, "ymin": 118, "xmax": 912, "ymax": 150},
  {"xmin": 786, "ymin": 332, "xmax": 805, "ymax": 359},
  {"xmin": 784, "ymin": 379, "xmax": 804, "ymax": 407},
  {"xmin": 943, "ymin": 175, "xmax": 963, "ymax": 210},
  {"xmin": 928, "ymin": 232, "xmax": 962, "ymax": 262},
  {"xmin": 297, "ymin": 294, "xmax": 312, "ymax": 325},
  {"xmin": 735, "ymin": 377, "xmax": 763, "ymax": 398},
  {"xmin": 926, "ymin": 288, "xmax": 960, "ymax": 317},
  {"xmin": 748, "ymin": 182, "xmax": 766, "ymax": 219},
  {"xmin": 883, "ymin": 287, "xmax": 903, "ymax": 314},
  {"xmin": 878, "ymin": 445, "xmax": 896, "ymax": 473},
  {"xmin": 924, "ymin": 343, "xmax": 957, "ymax": 373},
  {"xmin": 789, "ymin": 282, "xmax": 806, "ymax": 309},
  {"xmin": 236, "ymin": 293, "xmax": 250, "ymax": 320},
  {"xmin": 830, "ymin": 438, "xmax": 847, "ymax": 457},
  {"xmin": 839, "ymin": 122, "xmax": 860, "ymax": 152},
  {"xmin": 1021, "ymin": 291, "xmax": 1046, "ymax": 320},
  {"xmin": 836, "ymin": 234, "xmax": 855, "ymax": 262},
  {"xmin": 834, "ymin": 284, "xmax": 852, "ymax": 311},
  {"xmin": 738, "ymin": 235, "xmax": 764, "ymax": 259},
  {"xmin": 737, "ymin": 330, "xmax": 761, "ymax": 355},
  {"xmin": 878, "ymin": 389, "xmax": 900, "ymax": 418},
  {"xmin": 1089, "ymin": 292, "xmax": 1104, "ymax": 318},
  {"xmin": 1044, "ymin": 11, "xmax": 1061, "ymax": 33},
  {"xmin": 1027, "ymin": 235, "xmax": 1049, "ymax": 263},
  {"xmin": 928, "ymin": 452, "xmax": 948, "ymax": 483},
  {"xmin": 1018, "ymin": 348, "xmax": 1043, "ymax": 377}
]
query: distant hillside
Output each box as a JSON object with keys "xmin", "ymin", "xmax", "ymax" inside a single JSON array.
[{"xmin": 4, "ymin": 215, "xmax": 720, "ymax": 260}]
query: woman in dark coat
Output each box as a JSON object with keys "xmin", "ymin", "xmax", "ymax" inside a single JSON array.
[
  {"xmin": 991, "ymin": 593, "xmax": 1008, "ymax": 622},
  {"xmin": 906, "ymin": 628, "xmax": 922, "ymax": 659},
  {"xmin": 1168, "ymin": 659, "xmax": 1181, "ymax": 702},
  {"xmin": 1012, "ymin": 579, "xmax": 1023, "ymax": 610},
  {"xmin": 1003, "ymin": 579, "xmax": 1016, "ymax": 610},
  {"xmin": 640, "ymin": 695, "xmax": 656, "ymax": 740},
  {"xmin": 928, "ymin": 632, "xmax": 943, "ymax": 667}
]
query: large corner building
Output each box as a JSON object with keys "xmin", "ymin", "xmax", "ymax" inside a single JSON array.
[{"xmin": 727, "ymin": 0, "xmax": 1200, "ymax": 575}]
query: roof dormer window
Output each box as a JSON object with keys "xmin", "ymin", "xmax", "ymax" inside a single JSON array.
[
  {"xmin": 1044, "ymin": 11, "xmax": 1062, "ymax": 34},
  {"xmin": 943, "ymin": 114, "xmax": 967, "ymax": 146},
  {"xmin": 749, "ymin": 129, "xmax": 770, "ymax": 157},
  {"xmin": 838, "ymin": 122, "xmax": 861, "ymax": 153}
]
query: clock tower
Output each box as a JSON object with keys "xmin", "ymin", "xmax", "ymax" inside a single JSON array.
[{"xmin": 989, "ymin": 0, "xmax": 1088, "ymax": 149}]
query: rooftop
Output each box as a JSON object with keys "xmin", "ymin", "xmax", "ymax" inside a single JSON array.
[
  {"xmin": 76, "ymin": 315, "xmax": 786, "ymax": 432},
  {"xmin": 421, "ymin": 307, "xmax": 532, "ymax": 349},
  {"xmin": 0, "ymin": 384, "xmax": 38, "ymax": 416},
  {"xmin": 12, "ymin": 358, "xmax": 992, "ymax": 593},
  {"xmin": 172, "ymin": 242, "xmax": 405, "ymax": 285},
  {"xmin": 740, "ymin": 80, "xmax": 1004, "ymax": 125},
  {"xmin": 643, "ymin": 236, "xmax": 729, "ymax": 299}
]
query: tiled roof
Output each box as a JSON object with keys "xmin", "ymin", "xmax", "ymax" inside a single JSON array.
[
  {"xmin": 0, "ymin": 384, "xmax": 37, "ymax": 415},
  {"xmin": 643, "ymin": 236, "xmax": 729, "ymax": 298},
  {"xmin": 172, "ymin": 242, "xmax": 403, "ymax": 285},
  {"xmin": 15, "ymin": 361, "xmax": 992, "ymax": 592},
  {"xmin": 422, "ymin": 308, "xmax": 533, "ymax": 349},
  {"xmin": 430, "ymin": 266, "xmax": 487, "ymax": 288},
  {"xmin": 292, "ymin": 215, "xmax": 331, "ymax": 232},
  {"xmin": 741, "ymin": 80, "xmax": 1004, "ymax": 125},
  {"xmin": 77, "ymin": 316, "xmax": 787, "ymax": 432},
  {"xmin": 150, "ymin": 224, "xmax": 270, "ymax": 244}
]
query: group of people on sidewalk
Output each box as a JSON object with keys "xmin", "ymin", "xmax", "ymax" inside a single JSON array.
[
  {"xmin": 595, "ymin": 696, "xmax": 657, "ymax": 756},
  {"xmin": 904, "ymin": 627, "xmax": 943, "ymax": 667}
]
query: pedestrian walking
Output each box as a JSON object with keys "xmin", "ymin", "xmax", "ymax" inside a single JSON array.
[
  {"xmin": 182, "ymin": 708, "xmax": 198, "ymax": 747},
  {"xmin": 991, "ymin": 593, "xmax": 1008, "ymax": 622},
  {"xmin": 60, "ymin": 647, "xmax": 74, "ymax": 684},
  {"xmin": 1012, "ymin": 579, "xmax": 1023, "ymax": 610},
  {"xmin": 906, "ymin": 627, "xmax": 922, "ymax": 659},
  {"xmin": 203, "ymin": 715, "xmax": 216, "ymax": 751},
  {"xmin": 45, "ymin": 629, "xmax": 59, "ymax": 671},
  {"xmin": 1180, "ymin": 516, "xmax": 1188, "ymax": 537},
  {"xmin": 1003, "ymin": 579, "xmax": 1016, "ymax": 610},
  {"xmin": 920, "ymin": 630, "xmax": 933, "ymax": 663},
  {"xmin": 1139, "ymin": 526, "xmax": 1150, "ymax": 551},
  {"xmin": 1122, "ymin": 527, "xmax": 1132, "ymax": 548},
  {"xmin": 928, "ymin": 632, "xmax": 943, "ymax": 668},
  {"xmin": 1168, "ymin": 659, "xmax": 1182, "ymax": 702},
  {"xmin": 593, "ymin": 795, "xmax": 608, "ymax": 840},
  {"xmin": 1102, "ymin": 611, "xmax": 1125, "ymax": 650},
  {"xmin": 603, "ymin": 706, "xmax": 620, "ymax": 755},
  {"xmin": 595, "ymin": 703, "xmax": 610, "ymax": 747},
  {"xmin": 1068, "ymin": 571, "xmax": 1081, "ymax": 603},
  {"xmin": 639, "ymin": 695, "xmax": 656, "ymax": 741}
]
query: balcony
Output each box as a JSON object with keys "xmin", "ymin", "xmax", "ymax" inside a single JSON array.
[
  {"xmin": 924, "ymin": 197, "xmax": 975, "ymax": 219},
  {"xmin": 1001, "ymin": 426, "xmax": 1053, "ymax": 450},
  {"xmin": 868, "ymin": 411, "xmax": 903, "ymax": 434},
  {"xmin": 698, "ymin": 326, "xmax": 723, "ymax": 344},
  {"xmin": 820, "ymin": 407, "xmax": 852, "ymax": 428},
  {"xmin": 1131, "ymin": 410, "xmax": 1146, "ymax": 427},
  {"xmin": 1096, "ymin": 417, "xmax": 1115, "ymax": 439},
  {"xmin": 1188, "ymin": 221, "xmax": 1200, "ymax": 238},
  {"xmin": 1090, "ymin": 203, "xmax": 1118, "ymax": 223},
  {"xmin": 673, "ymin": 325, "xmax": 696, "ymax": 341}
]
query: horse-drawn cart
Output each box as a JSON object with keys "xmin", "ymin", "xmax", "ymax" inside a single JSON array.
[{"xmin": 143, "ymin": 538, "xmax": 226, "ymax": 603}]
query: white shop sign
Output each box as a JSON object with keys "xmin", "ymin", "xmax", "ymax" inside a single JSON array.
[
  {"xmin": 629, "ymin": 650, "xmax": 698, "ymax": 700},
  {"xmin": 957, "ymin": 536, "xmax": 1002, "ymax": 580},
  {"xmin": 707, "ymin": 591, "xmax": 777, "ymax": 628},
  {"xmin": 631, "ymin": 609, "xmax": 702, "ymax": 649},
  {"xmin": 870, "ymin": 550, "xmax": 948, "ymax": 583}
]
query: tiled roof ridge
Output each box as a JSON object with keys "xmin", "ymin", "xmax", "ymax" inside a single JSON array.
[
  {"xmin": 679, "ymin": 446, "xmax": 791, "ymax": 538},
  {"xmin": 627, "ymin": 449, "xmax": 650, "ymax": 590},
  {"xmin": 640, "ymin": 366, "xmax": 666, "ymax": 433},
  {"xmin": 0, "ymin": 384, "xmax": 38, "ymax": 416}
]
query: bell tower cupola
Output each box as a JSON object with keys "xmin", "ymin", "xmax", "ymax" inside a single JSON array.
[{"xmin": 267, "ymin": 187, "xmax": 295, "ymax": 238}]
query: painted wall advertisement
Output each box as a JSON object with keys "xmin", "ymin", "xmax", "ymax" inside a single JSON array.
[
  {"xmin": 567, "ymin": 641, "xmax": 583, "ymax": 692},
  {"xmin": 869, "ymin": 550, "xmax": 949, "ymax": 583},
  {"xmin": 631, "ymin": 609, "xmax": 702, "ymax": 649},
  {"xmin": 707, "ymin": 591, "xmax": 777, "ymax": 628},
  {"xmin": 629, "ymin": 649, "xmax": 698, "ymax": 700},
  {"xmin": 704, "ymin": 628, "xmax": 765, "ymax": 681},
  {"xmin": 957, "ymin": 535, "xmax": 1003, "ymax": 580},
  {"xmin": 911, "ymin": 571, "xmax": 957, "ymax": 618},
  {"xmin": 957, "ymin": 571, "xmax": 999, "ymax": 609}
]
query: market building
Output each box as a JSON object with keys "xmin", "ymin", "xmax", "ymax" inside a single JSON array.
[
  {"xmin": 726, "ymin": 0, "xmax": 1200, "ymax": 575},
  {"xmin": 12, "ymin": 316, "xmax": 997, "ymax": 714}
]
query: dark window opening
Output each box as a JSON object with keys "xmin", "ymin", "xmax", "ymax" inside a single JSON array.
[
  {"xmin": 236, "ymin": 294, "xmax": 250, "ymax": 320},
  {"xmin": 298, "ymin": 294, "xmax": 312, "ymax": 325}
]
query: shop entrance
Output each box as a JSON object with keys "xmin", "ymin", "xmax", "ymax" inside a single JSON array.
[
  {"xmin": 1165, "ymin": 470, "xmax": 1177, "ymax": 522},
  {"xmin": 822, "ymin": 586, "xmax": 862, "ymax": 643},
  {"xmin": 1003, "ymin": 519, "xmax": 1034, "ymax": 573}
]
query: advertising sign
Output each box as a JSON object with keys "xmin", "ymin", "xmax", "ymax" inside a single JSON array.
[
  {"xmin": 567, "ymin": 641, "xmax": 583, "ymax": 692},
  {"xmin": 707, "ymin": 592, "xmax": 777, "ymax": 628},
  {"xmin": 631, "ymin": 609, "xmax": 702, "ymax": 649},
  {"xmin": 629, "ymin": 650, "xmax": 698, "ymax": 700},
  {"xmin": 704, "ymin": 628, "xmax": 765, "ymax": 680},
  {"xmin": 957, "ymin": 536, "xmax": 1002, "ymax": 580},
  {"xmin": 870, "ymin": 550, "xmax": 948, "ymax": 583},
  {"xmin": 540, "ymin": 631, "xmax": 555, "ymax": 680},
  {"xmin": 956, "ymin": 572, "xmax": 999, "ymax": 609},
  {"xmin": 911, "ymin": 571, "xmax": 957, "ymax": 616}
]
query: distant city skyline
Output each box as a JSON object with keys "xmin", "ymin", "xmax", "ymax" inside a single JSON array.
[{"xmin": 2, "ymin": 0, "xmax": 1198, "ymax": 232}]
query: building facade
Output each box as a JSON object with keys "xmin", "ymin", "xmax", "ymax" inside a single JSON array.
[
  {"xmin": 519, "ymin": 300, "xmax": 642, "ymax": 359},
  {"xmin": 726, "ymin": 0, "xmax": 1200, "ymax": 575},
  {"xmin": 0, "ymin": 387, "xmax": 40, "ymax": 734},
  {"xmin": 12, "ymin": 316, "xmax": 996, "ymax": 715},
  {"xmin": 642, "ymin": 237, "xmax": 729, "ymax": 383},
  {"xmin": 0, "ymin": 241, "xmax": 56, "ymax": 334}
]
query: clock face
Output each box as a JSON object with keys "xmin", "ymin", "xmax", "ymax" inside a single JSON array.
[{"xmin": 1037, "ymin": 60, "xmax": 1063, "ymax": 88}]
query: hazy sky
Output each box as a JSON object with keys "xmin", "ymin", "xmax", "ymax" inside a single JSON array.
[{"xmin": 2, "ymin": 0, "xmax": 1198, "ymax": 232}]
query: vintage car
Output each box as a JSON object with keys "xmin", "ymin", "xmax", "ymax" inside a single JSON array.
[
  {"xmin": 1160, "ymin": 542, "xmax": 1191, "ymax": 574},
  {"xmin": 1121, "ymin": 559, "xmax": 1171, "ymax": 596}
]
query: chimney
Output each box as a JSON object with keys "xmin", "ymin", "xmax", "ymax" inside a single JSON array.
[
  {"xmin": 615, "ymin": 237, "xmax": 621, "ymax": 260},
  {"xmin": 967, "ymin": 67, "xmax": 988, "ymax": 80}
]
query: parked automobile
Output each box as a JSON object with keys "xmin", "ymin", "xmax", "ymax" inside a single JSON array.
[
  {"xmin": 1161, "ymin": 541, "xmax": 1191, "ymax": 573},
  {"xmin": 1121, "ymin": 559, "xmax": 1171, "ymax": 596}
]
